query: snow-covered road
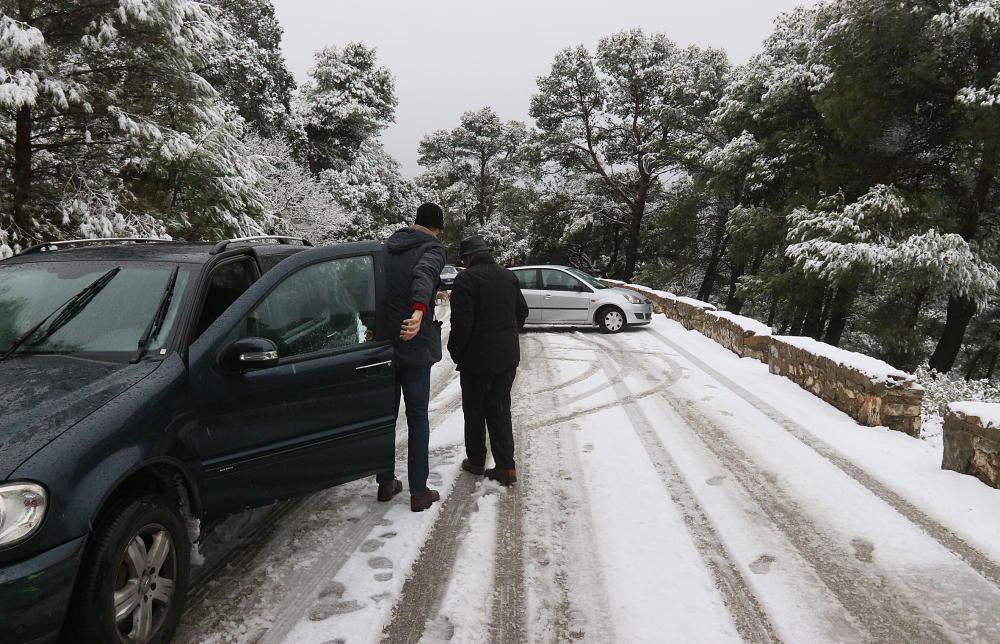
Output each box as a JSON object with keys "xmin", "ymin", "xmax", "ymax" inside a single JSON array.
[{"xmin": 175, "ymin": 316, "xmax": 1000, "ymax": 643}]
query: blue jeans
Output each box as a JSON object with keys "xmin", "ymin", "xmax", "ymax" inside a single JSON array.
[{"xmin": 377, "ymin": 364, "xmax": 432, "ymax": 495}]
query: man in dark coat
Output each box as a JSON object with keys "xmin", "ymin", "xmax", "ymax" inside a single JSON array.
[
  {"xmin": 376, "ymin": 202, "xmax": 447, "ymax": 512},
  {"xmin": 448, "ymin": 235, "xmax": 529, "ymax": 486}
]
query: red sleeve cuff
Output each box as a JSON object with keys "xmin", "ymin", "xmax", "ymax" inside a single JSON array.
[{"xmin": 411, "ymin": 302, "xmax": 428, "ymax": 314}]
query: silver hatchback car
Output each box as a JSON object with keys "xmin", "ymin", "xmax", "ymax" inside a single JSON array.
[{"xmin": 510, "ymin": 265, "xmax": 653, "ymax": 333}]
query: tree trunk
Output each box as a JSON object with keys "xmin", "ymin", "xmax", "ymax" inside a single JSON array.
[
  {"xmin": 801, "ymin": 288, "xmax": 826, "ymax": 340},
  {"xmin": 929, "ymin": 296, "xmax": 977, "ymax": 373},
  {"xmin": 697, "ymin": 226, "xmax": 727, "ymax": 302},
  {"xmin": 822, "ymin": 284, "xmax": 853, "ymax": 347},
  {"xmin": 725, "ymin": 261, "xmax": 746, "ymax": 313},
  {"xmin": 929, "ymin": 144, "xmax": 997, "ymax": 372},
  {"xmin": 13, "ymin": 104, "xmax": 34, "ymax": 235},
  {"xmin": 620, "ymin": 201, "xmax": 644, "ymax": 280}
]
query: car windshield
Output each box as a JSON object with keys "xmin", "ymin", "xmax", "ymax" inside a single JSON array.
[
  {"xmin": 441, "ymin": 265, "xmax": 458, "ymax": 275},
  {"xmin": 0, "ymin": 261, "xmax": 192, "ymax": 360},
  {"xmin": 565, "ymin": 267, "xmax": 607, "ymax": 290}
]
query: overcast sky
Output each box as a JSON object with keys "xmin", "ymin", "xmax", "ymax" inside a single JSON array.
[{"xmin": 271, "ymin": 0, "xmax": 810, "ymax": 177}]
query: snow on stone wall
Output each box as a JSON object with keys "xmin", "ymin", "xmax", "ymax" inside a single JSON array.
[
  {"xmin": 601, "ymin": 279, "xmax": 923, "ymax": 436},
  {"xmin": 943, "ymin": 403, "xmax": 1000, "ymax": 489}
]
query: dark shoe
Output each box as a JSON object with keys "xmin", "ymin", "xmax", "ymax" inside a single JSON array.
[
  {"xmin": 484, "ymin": 468, "xmax": 517, "ymax": 486},
  {"xmin": 410, "ymin": 489, "xmax": 441, "ymax": 512},
  {"xmin": 377, "ymin": 479, "xmax": 402, "ymax": 502},
  {"xmin": 461, "ymin": 458, "xmax": 485, "ymax": 475}
]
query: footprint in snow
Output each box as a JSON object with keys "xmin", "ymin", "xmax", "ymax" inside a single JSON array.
[
  {"xmin": 706, "ymin": 476, "xmax": 727, "ymax": 486},
  {"xmin": 360, "ymin": 539, "xmax": 383, "ymax": 553},
  {"xmin": 377, "ymin": 518, "xmax": 393, "ymax": 527},
  {"xmin": 319, "ymin": 640, "xmax": 346, "ymax": 644},
  {"xmin": 423, "ymin": 615, "xmax": 456, "ymax": 640},
  {"xmin": 318, "ymin": 581, "xmax": 346, "ymax": 600},
  {"xmin": 368, "ymin": 556, "xmax": 393, "ymax": 570},
  {"xmin": 583, "ymin": 443, "xmax": 595, "ymax": 453},
  {"xmin": 378, "ymin": 531, "xmax": 398, "ymax": 539},
  {"xmin": 374, "ymin": 572, "xmax": 393, "ymax": 582},
  {"xmin": 749, "ymin": 554, "xmax": 776, "ymax": 574},
  {"xmin": 851, "ymin": 538, "xmax": 875, "ymax": 563},
  {"xmin": 309, "ymin": 600, "xmax": 363, "ymax": 621},
  {"xmin": 704, "ymin": 384, "xmax": 718, "ymax": 389},
  {"xmin": 428, "ymin": 472, "xmax": 443, "ymax": 484},
  {"xmin": 719, "ymin": 410, "xmax": 734, "ymax": 417}
]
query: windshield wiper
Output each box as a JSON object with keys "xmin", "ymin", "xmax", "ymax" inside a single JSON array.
[
  {"xmin": 0, "ymin": 266, "xmax": 122, "ymax": 361},
  {"xmin": 131, "ymin": 266, "xmax": 179, "ymax": 363}
]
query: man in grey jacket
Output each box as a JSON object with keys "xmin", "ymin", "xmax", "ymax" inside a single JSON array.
[{"xmin": 375, "ymin": 203, "xmax": 447, "ymax": 512}]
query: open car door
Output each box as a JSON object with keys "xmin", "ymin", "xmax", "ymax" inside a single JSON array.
[{"xmin": 188, "ymin": 241, "xmax": 396, "ymax": 520}]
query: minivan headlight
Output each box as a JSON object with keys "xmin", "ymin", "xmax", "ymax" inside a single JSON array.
[
  {"xmin": 0, "ymin": 483, "xmax": 47, "ymax": 546},
  {"xmin": 623, "ymin": 294, "xmax": 644, "ymax": 305}
]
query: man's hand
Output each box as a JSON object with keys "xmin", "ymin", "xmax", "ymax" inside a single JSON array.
[{"xmin": 400, "ymin": 309, "xmax": 424, "ymax": 341}]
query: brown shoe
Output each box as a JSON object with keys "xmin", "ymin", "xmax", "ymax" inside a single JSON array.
[
  {"xmin": 410, "ymin": 489, "xmax": 440, "ymax": 512},
  {"xmin": 377, "ymin": 479, "xmax": 402, "ymax": 502},
  {"xmin": 484, "ymin": 468, "xmax": 517, "ymax": 486},
  {"xmin": 461, "ymin": 459, "xmax": 485, "ymax": 475}
]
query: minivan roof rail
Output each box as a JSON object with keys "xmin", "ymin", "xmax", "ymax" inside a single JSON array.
[
  {"xmin": 19, "ymin": 238, "xmax": 171, "ymax": 255},
  {"xmin": 210, "ymin": 236, "xmax": 314, "ymax": 255}
]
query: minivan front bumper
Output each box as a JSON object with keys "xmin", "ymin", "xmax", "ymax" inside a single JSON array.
[{"xmin": 0, "ymin": 535, "xmax": 87, "ymax": 644}]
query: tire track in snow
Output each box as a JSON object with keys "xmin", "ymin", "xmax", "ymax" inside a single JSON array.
[
  {"xmin": 594, "ymin": 335, "xmax": 949, "ymax": 643},
  {"xmin": 379, "ymin": 475, "xmax": 480, "ymax": 644},
  {"xmin": 518, "ymin": 335, "xmax": 617, "ymax": 643},
  {"xmin": 643, "ymin": 326, "xmax": 1000, "ymax": 591},
  {"xmin": 588, "ymin": 340, "xmax": 780, "ymax": 644}
]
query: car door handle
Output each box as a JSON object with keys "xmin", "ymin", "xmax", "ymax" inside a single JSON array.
[
  {"xmin": 356, "ymin": 360, "xmax": 392, "ymax": 371},
  {"xmin": 544, "ymin": 294, "xmax": 553, "ymax": 298}
]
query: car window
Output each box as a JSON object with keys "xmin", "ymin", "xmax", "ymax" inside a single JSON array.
[
  {"xmin": 565, "ymin": 267, "xmax": 607, "ymax": 290},
  {"xmin": 195, "ymin": 258, "xmax": 258, "ymax": 339},
  {"xmin": 0, "ymin": 261, "xmax": 193, "ymax": 359},
  {"xmin": 540, "ymin": 269, "xmax": 585, "ymax": 292},
  {"xmin": 241, "ymin": 255, "xmax": 376, "ymax": 359},
  {"xmin": 514, "ymin": 269, "xmax": 539, "ymax": 289},
  {"xmin": 441, "ymin": 265, "xmax": 458, "ymax": 276}
]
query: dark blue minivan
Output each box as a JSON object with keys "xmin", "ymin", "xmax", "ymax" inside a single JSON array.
[{"xmin": 0, "ymin": 237, "xmax": 397, "ymax": 644}]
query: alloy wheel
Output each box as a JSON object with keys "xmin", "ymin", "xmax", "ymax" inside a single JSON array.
[{"xmin": 113, "ymin": 523, "xmax": 176, "ymax": 643}]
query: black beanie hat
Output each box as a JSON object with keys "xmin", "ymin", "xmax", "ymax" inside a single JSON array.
[{"xmin": 415, "ymin": 202, "xmax": 444, "ymax": 230}]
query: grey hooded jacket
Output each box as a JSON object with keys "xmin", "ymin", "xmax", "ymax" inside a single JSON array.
[{"xmin": 384, "ymin": 227, "xmax": 447, "ymax": 367}]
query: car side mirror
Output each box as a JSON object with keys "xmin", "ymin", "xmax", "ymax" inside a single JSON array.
[{"xmin": 220, "ymin": 337, "xmax": 279, "ymax": 371}]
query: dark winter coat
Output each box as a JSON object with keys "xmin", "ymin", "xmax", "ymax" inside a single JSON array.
[
  {"xmin": 448, "ymin": 254, "xmax": 529, "ymax": 373},
  {"xmin": 385, "ymin": 227, "xmax": 447, "ymax": 367}
]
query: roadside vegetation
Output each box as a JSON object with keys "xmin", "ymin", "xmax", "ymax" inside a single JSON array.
[{"xmin": 2, "ymin": 0, "xmax": 998, "ymax": 379}]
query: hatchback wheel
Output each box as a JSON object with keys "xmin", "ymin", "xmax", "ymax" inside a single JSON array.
[
  {"xmin": 71, "ymin": 495, "xmax": 190, "ymax": 644},
  {"xmin": 598, "ymin": 306, "xmax": 626, "ymax": 333}
]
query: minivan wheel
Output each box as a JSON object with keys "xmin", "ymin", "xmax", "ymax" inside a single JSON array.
[
  {"xmin": 598, "ymin": 306, "xmax": 626, "ymax": 333},
  {"xmin": 72, "ymin": 495, "xmax": 190, "ymax": 644}
]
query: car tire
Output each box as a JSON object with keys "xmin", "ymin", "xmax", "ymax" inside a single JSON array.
[
  {"xmin": 70, "ymin": 494, "xmax": 190, "ymax": 644},
  {"xmin": 597, "ymin": 306, "xmax": 626, "ymax": 334}
]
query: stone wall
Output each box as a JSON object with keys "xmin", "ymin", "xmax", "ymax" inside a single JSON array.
[
  {"xmin": 602, "ymin": 279, "xmax": 922, "ymax": 436},
  {"xmin": 767, "ymin": 338, "xmax": 922, "ymax": 437},
  {"xmin": 943, "ymin": 405, "xmax": 1000, "ymax": 489}
]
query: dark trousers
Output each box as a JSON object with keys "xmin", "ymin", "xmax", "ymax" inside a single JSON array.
[
  {"xmin": 377, "ymin": 364, "xmax": 432, "ymax": 495},
  {"xmin": 461, "ymin": 368, "xmax": 517, "ymax": 470}
]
